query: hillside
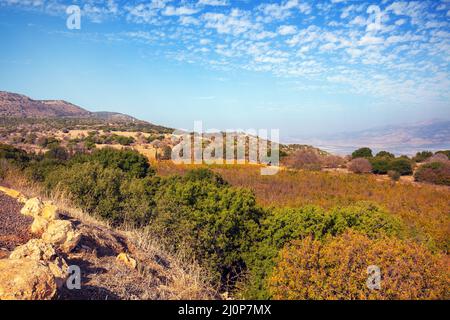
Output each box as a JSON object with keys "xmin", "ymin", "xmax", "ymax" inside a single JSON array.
[
  {"xmin": 0, "ymin": 91, "xmax": 173, "ymax": 134},
  {"xmin": 0, "ymin": 185, "xmax": 215, "ymax": 300},
  {"xmin": 0, "ymin": 91, "xmax": 91, "ymax": 118}
]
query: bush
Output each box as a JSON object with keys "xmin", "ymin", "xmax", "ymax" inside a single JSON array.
[
  {"xmin": 352, "ymin": 147, "xmax": 373, "ymax": 159},
  {"xmin": 47, "ymin": 162, "xmax": 159, "ymax": 226},
  {"xmin": 283, "ymin": 149, "xmax": 322, "ymax": 171},
  {"xmin": 389, "ymin": 158, "xmax": 413, "ymax": 176},
  {"xmin": 413, "ymin": 151, "xmax": 433, "ymax": 163},
  {"xmin": 44, "ymin": 146, "xmax": 69, "ymax": 161},
  {"xmin": 348, "ymin": 158, "xmax": 372, "ymax": 174},
  {"xmin": 376, "ymin": 151, "xmax": 395, "ymax": 159},
  {"xmin": 370, "ymin": 157, "xmax": 390, "ymax": 174},
  {"xmin": 242, "ymin": 202, "xmax": 405, "ymax": 299},
  {"xmin": 0, "ymin": 143, "xmax": 30, "ymax": 167},
  {"xmin": 71, "ymin": 148, "xmax": 153, "ymax": 178},
  {"xmin": 388, "ymin": 170, "xmax": 401, "ymax": 181},
  {"xmin": 435, "ymin": 150, "xmax": 450, "ymax": 158},
  {"xmin": 426, "ymin": 153, "xmax": 449, "ymax": 164},
  {"xmin": 269, "ymin": 231, "xmax": 448, "ymax": 300},
  {"xmin": 149, "ymin": 171, "xmax": 263, "ymax": 284},
  {"xmin": 414, "ymin": 162, "xmax": 450, "ymax": 186}
]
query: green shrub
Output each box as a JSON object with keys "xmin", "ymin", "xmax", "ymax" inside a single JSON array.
[
  {"xmin": 25, "ymin": 158, "xmax": 64, "ymax": 182},
  {"xmin": 351, "ymin": 147, "xmax": 373, "ymax": 159},
  {"xmin": 376, "ymin": 151, "xmax": 395, "ymax": 159},
  {"xmin": 0, "ymin": 143, "xmax": 30, "ymax": 167},
  {"xmin": 413, "ymin": 151, "xmax": 433, "ymax": 163},
  {"xmin": 389, "ymin": 158, "xmax": 413, "ymax": 175},
  {"xmin": 44, "ymin": 146, "xmax": 69, "ymax": 161},
  {"xmin": 71, "ymin": 148, "xmax": 153, "ymax": 178},
  {"xmin": 47, "ymin": 162, "xmax": 159, "ymax": 226},
  {"xmin": 414, "ymin": 162, "xmax": 450, "ymax": 186},
  {"xmin": 370, "ymin": 157, "xmax": 391, "ymax": 174},
  {"xmin": 148, "ymin": 172, "xmax": 263, "ymax": 284}
]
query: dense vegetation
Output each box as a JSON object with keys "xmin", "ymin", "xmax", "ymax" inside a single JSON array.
[{"xmin": 0, "ymin": 143, "xmax": 448, "ymax": 300}]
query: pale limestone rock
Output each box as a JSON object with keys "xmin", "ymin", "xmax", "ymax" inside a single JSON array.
[
  {"xmin": 10, "ymin": 239, "xmax": 56, "ymax": 261},
  {"xmin": 0, "ymin": 259, "xmax": 57, "ymax": 300},
  {"xmin": 20, "ymin": 197, "xmax": 44, "ymax": 218},
  {"xmin": 41, "ymin": 202, "xmax": 59, "ymax": 221},
  {"xmin": 9, "ymin": 239, "xmax": 68, "ymax": 289},
  {"xmin": 42, "ymin": 220, "xmax": 80, "ymax": 253},
  {"xmin": 116, "ymin": 252, "xmax": 137, "ymax": 270},
  {"xmin": 30, "ymin": 216, "xmax": 49, "ymax": 235}
]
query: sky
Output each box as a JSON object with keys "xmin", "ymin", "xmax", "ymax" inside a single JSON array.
[{"xmin": 0, "ymin": 0, "xmax": 449, "ymax": 141}]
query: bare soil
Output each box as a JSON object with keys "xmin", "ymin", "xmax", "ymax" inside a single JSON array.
[{"xmin": 0, "ymin": 192, "xmax": 33, "ymax": 257}]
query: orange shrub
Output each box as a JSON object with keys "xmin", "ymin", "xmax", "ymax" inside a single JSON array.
[
  {"xmin": 269, "ymin": 231, "xmax": 449, "ymax": 300},
  {"xmin": 348, "ymin": 157, "xmax": 372, "ymax": 174}
]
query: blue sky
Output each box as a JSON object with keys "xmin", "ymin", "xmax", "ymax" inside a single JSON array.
[{"xmin": 0, "ymin": 0, "xmax": 449, "ymax": 141}]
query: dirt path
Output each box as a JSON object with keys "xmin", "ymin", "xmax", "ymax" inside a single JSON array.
[{"xmin": 0, "ymin": 193, "xmax": 33, "ymax": 258}]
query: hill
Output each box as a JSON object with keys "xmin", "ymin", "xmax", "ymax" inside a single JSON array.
[
  {"xmin": 0, "ymin": 91, "xmax": 173, "ymax": 133},
  {"xmin": 0, "ymin": 91, "xmax": 91, "ymax": 118}
]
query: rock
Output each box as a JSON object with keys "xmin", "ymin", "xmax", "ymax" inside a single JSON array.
[
  {"xmin": 116, "ymin": 252, "xmax": 137, "ymax": 270},
  {"xmin": 41, "ymin": 202, "xmax": 59, "ymax": 221},
  {"xmin": 9, "ymin": 239, "xmax": 56, "ymax": 261},
  {"xmin": 30, "ymin": 216, "xmax": 49, "ymax": 234},
  {"xmin": 0, "ymin": 259, "xmax": 57, "ymax": 300},
  {"xmin": 20, "ymin": 197, "xmax": 43, "ymax": 218},
  {"xmin": 42, "ymin": 220, "xmax": 80, "ymax": 253},
  {"xmin": 9, "ymin": 239, "xmax": 68, "ymax": 289}
]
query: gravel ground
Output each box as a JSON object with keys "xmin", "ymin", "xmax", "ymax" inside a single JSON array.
[{"xmin": 0, "ymin": 192, "xmax": 33, "ymax": 253}]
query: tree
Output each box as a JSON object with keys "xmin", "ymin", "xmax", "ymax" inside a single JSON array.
[
  {"xmin": 348, "ymin": 158, "xmax": 372, "ymax": 174},
  {"xmin": 269, "ymin": 231, "xmax": 448, "ymax": 300},
  {"xmin": 376, "ymin": 151, "xmax": 394, "ymax": 159},
  {"xmin": 352, "ymin": 147, "xmax": 373, "ymax": 159}
]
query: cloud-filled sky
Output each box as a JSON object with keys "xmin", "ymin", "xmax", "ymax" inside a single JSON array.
[{"xmin": 0, "ymin": 0, "xmax": 449, "ymax": 140}]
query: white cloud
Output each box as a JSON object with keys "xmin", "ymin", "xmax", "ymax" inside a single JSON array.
[
  {"xmin": 163, "ymin": 6, "xmax": 199, "ymax": 16},
  {"xmin": 359, "ymin": 35, "xmax": 384, "ymax": 46},
  {"xmin": 278, "ymin": 25, "xmax": 297, "ymax": 35},
  {"xmin": 197, "ymin": 0, "xmax": 228, "ymax": 6},
  {"xmin": 202, "ymin": 9, "xmax": 255, "ymax": 35}
]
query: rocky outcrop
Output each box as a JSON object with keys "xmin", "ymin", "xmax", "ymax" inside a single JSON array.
[
  {"xmin": 0, "ymin": 259, "xmax": 57, "ymax": 300},
  {"xmin": 42, "ymin": 220, "xmax": 80, "ymax": 253},
  {"xmin": 0, "ymin": 192, "xmax": 80, "ymax": 300}
]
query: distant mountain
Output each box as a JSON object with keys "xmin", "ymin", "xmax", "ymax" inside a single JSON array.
[
  {"xmin": 305, "ymin": 120, "xmax": 450, "ymax": 155},
  {"xmin": 0, "ymin": 91, "xmax": 91, "ymax": 117},
  {"xmin": 91, "ymin": 111, "xmax": 139, "ymax": 122}
]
